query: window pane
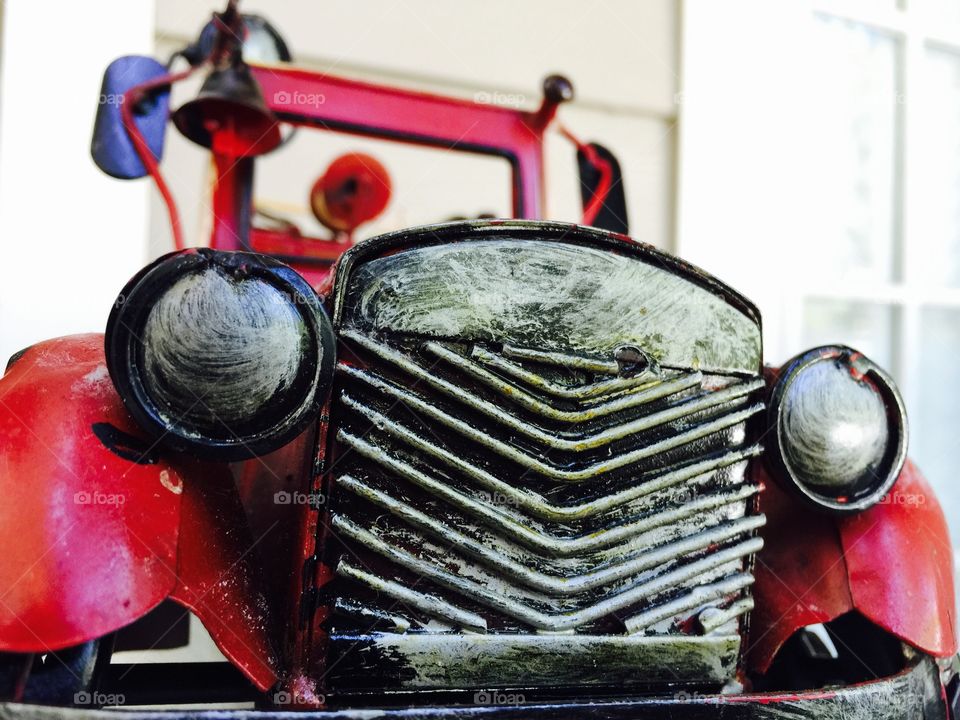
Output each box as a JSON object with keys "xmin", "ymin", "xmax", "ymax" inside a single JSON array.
[
  {"xmin": 915, "ymin": 47, "xmax": 960, "ymax": 287},
  {"xmin": 801, "ymin": 299, "xmax": 894, "ymax": 370},
  {"xmin": 914, "ymin": 307, "xmax": 960, "ymax": 544},
  {"xmin": 808, "ymin": 16, "xmax": 900, "ymax": 283}
]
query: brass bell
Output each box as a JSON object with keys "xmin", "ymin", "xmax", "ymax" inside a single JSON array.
[{"xmin": 172, "ymin": 62, "xmax": 281, "ymax": 157}]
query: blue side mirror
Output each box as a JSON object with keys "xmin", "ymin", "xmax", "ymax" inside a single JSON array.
[{"xmin": 91, "ymin": 56, "xmax": 170, "ymax": 180}]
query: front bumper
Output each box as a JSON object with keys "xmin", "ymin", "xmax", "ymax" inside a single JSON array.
[{"xmin": 0, "ymin": 656, "xmax": 950, "ymax": 719}]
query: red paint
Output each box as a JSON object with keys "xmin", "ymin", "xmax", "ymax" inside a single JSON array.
[
  {"xmin": 0, "ymin": 335, "xmax": 181, "ymax": 651},
  {"xmin": 749, "ymin": 371, "xmax": 957, "ymax": 674},
  {"xmin": 839, "ymin": 460, "xmax": 956, "ymax": 660},
  {"xmin": 747, "ymin": 463, "xmax": 856, "ymax": 673},
  {"xmin": 248, "ymin": 226, "xmax": 341, "ymax": 289},
  {"xmin": 0, "ymin": 335, "xmax": 278, "ymax": 691},
  {"xmin": 249, "ymin": 226, "xmax": 350, "ymax": 262},
  {"xmin": 204, "ymin": 64, "xmax": 566, "ymax": 275},
  {"xmin": 558, "ymin": 125, "xmax": 613, "ymax": 226},
  {"xmin": 205, "ymin": 64, "xmax": 565, "ymax": 273},
  {"xmin": 121, "ymin": 68, "xmax": 196, "ymax": 251},
  {"xmin": 169, "ymin": 461, "xmax": 279, "ymax": 691},
  {"xmin": 720, "ymin": 690, "xmax": 839, "ymax": 703},
  {"xmin": 14, "ymin": 40, "xmax": 960, "ymax": 701},
  {"xmin": 210, "ymin": 155, "xmax": 253, "ymax": 251}
]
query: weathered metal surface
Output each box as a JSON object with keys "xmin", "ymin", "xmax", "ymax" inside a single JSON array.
[
  {"xmin": 317, "ymin": 223, "xmax": 766, "ymax": 693},
  {"xmin": 334, "ymin": 562, "xmax": 486, "ymax": 632},
  {"xmin": 472, "ymin": 344, "xmax": 657, "ymax": 398},
  {"xmin": 168, "ymin": 460, "xmax": 280, "ymax": 691},
  {"xmin": 334, "ymin": 474, "xmax": 762, "ymax": 591},
  {"xmin": 336, "ymin": 418, "xmax": 761, "ymax": 525},
  {"xmin": 838, "ymin": 460, "xmax": 957, "ymax": 661},
  {"xmin": 325, "ymin": 632, "xmax": 742, "ymax": 690},
  {"xmin": 778, "ymin": 360, "xmax": 887, "ymax": 489},
  {"xmin": 337, "ymin": 374, "xmax": 763, "ymax": 483},
  {"xmin": 141, "ymin": 266, "xmax": 310, "ymax": 428},
  {"xmin": 340, "ymin": 333, "xmax": 766, "ymax": 447},
  {"xmin": 343, "ymin": 239, "xmax": 761, "ymax": 376},
  {"xmin": 330, "ymin": 510, "xmax": 762, "ymax": 632},
  {"xmin": 0, "ymin": 656, "xmax": 948, "ymax": 718}
]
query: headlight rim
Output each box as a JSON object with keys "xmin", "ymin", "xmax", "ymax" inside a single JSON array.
[
  {"xmin": 105, "ymin": 248, "xmax": 335, "ymax": 461},
  {"xmin": 767, "ymin": 344, "xmax": 908, "ymax": 515}
]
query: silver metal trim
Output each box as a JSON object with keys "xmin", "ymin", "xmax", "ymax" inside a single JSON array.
[
  {"xmin": 341, "ymin": 393, "xmax": 761, "ymax": 483},
  {"xmin": 325, "ymin": 630, "xmax": 745, "ymax": 690},
  {"xmin": 336, "ymin": 558, "xmax": 488, "ymax": 632},
  {"xmin": 426, "ymin": 340, "xmax": 699, "ymax": 422},
  {"xmin": 501, "ymin": 344, "xmax": 622, "ymax": 375},
  {"xmin": 337, "ymin": 428, "xmax": 760, "ymax": 557},
  {"xmin": 337, "ymin": 473, "xmax": 763, "ymax": 595},
  {"xmin": 339, "ymin": 362, "xmax": 763, "ymax": 452},
  {"xmin": 473, "ymin": 345, "xmax": 656, "ymax": 400},
  {"xmin": 332, "ymin": 597, "xmax": 412, "ymax": 633},
  {"xmin": 623, "ymin": 574, "xmax": 755, "ymax": 633},
  {"xmin": 341, "ymin": 330, "xmax": 702, "ymax": 423},
  {"xmin": 331, "ymin": 513, "xmax": 764, "ymax": 632},
  {"xmin": 698, "ymin": 598, "xmax": 756, "ymax": 634},
  {"xmin": 337, "ymin": 401, "xmax": 760, "ymax": 520}
]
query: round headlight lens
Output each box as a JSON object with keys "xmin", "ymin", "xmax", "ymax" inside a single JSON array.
[
  {"xmin": 768, "ymin": 346, "xmax": 907, "ymax": 513},
  {"xmin": 106, "ymin": 249, "xmax": 334, "ymax": 461}
]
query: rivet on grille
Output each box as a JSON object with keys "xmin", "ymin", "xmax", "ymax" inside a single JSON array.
[{"xmin": 615, "ymin": 345, "xmax": 659, "ymax": 377}]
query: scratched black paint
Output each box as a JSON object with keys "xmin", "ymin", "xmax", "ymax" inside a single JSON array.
[{"xmin": 91, "ymin": 423, "xmax": 158, "ymax": 465}]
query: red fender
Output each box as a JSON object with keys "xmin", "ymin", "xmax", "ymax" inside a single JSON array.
[
  {"xmin": 748, "ymin": 459, "xmax": 957, "ymax": 674},
  {"xmin": 169, "ymin": 458, "xmax": 280, "ymax": 690},
  {"xmin": 0, "ymin": 335, "xmax": 279, "ymax": 690}
]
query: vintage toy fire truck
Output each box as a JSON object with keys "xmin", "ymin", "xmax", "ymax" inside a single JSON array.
[{"xmin": 0, "ymin": 4, "xmax": 956, "ymax": 718}]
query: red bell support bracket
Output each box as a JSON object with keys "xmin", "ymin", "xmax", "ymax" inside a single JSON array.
[
  {"xmin": 748, "ymin": 459, "xmax": 957, "ymax": 674},
  {"xmin": 226, "ymin": 66, "xmax": 571, "ymax": 237},
  {"xmin": 0, "ymin": 335, "xmax": 279, "ymax": 690},
  {"xmin": 206, "ymin": 66, "xmax": 570, "ymax": 266}
]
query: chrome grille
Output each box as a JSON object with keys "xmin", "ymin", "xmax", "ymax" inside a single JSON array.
[
  {"xmin": 319, "ymin": 228, "xmax": 765, "ymax": 692},
  {"xmin": 324, "ymin": 331, "xmax": 765, "ymax": 655}
]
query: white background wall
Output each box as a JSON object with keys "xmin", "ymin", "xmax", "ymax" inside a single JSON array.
[
  {"xmin": 0, "ymin": 1, "xmax": 156, "ymax": 364},
  {"xmin": 677, "ymin": 1, "xmax": 816, "ymax": 364}
]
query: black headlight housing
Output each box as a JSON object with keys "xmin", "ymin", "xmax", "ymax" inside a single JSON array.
[
  {"xmin": 767, "ymin": 345, "xmax": 908, "ymax": 514},
  {"xmin": 106, "ymin": 249, "xmax": 334, "ymax": 461}
]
